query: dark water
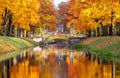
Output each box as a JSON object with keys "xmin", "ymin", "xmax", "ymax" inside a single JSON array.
[{"xmin": 0, "ymin": 44, "xmax": 120, "ymax": 78}]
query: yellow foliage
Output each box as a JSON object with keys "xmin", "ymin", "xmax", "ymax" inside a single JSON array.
[
  {"xmin": 67, "ymin": 0, "xmax": 120, "ymax": 32},
  {"xmin": 0, "ymin": 0, "xmax": 41, "ymax": 31},
  {"xmin": 40, "ymin": 0, "xmax": 57, "ymax": 31}
]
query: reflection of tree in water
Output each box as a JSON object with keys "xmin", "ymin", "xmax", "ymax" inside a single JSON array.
[
  {"xmin": 0, "ymin": 62, "xmax": 2, "ymax": 78},
  {"xmin": 49, "ymin": 54, "xmax": 56, "ymax": 63},
  {"xmin": 40, "ymin": 54, "xmax": 57, "ymax": 78},
  {"xmin": 29, "ymin": 53, "xmax": 42, "ymax": 66},
  {"xmin": 0, "ymin": 48, "xmax": 116, "ymax": 78}
]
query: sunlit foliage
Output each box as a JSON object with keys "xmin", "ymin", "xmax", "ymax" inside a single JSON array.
[
  {"xmin": 39, "ymin": 0, "xmax": 57, "ymax": 32},
  {"xmin": 57, "ymin": 2, "xmax": 70, "ymax": 27},
  {"xmin": 0, "ymin": 0, "xmax": 41, "ymax": 31},
  {"xmin": 67, "ymin": 0, "xmax": 120, "ymax": 35}
]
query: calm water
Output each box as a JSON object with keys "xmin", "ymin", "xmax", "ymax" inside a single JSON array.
[{"xmin": 0, "ymin": 44, "xmax": 120, "ymax": 78}]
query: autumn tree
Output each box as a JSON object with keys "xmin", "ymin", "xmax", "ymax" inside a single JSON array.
[
  {"xmin": 67, "ymin": 0, "xmax": 84, "ymax": 34},
  {"xmin": 12, "ymin": 0, "xmax": 40, "ymax": 37},
  {"xmin": 39, "ymin": 0, "xmax": 57, "ymax": 33},
  {"xmin": 67, "ymin": 0, "xmax": 120, "ymax": 37},
  {"xmin": 57, "ymin": 2, "xmax": 70, "ymax": 32},
  {"xmin": 0, "ymin": 0, "xmax": 41, "ymax": 37}
]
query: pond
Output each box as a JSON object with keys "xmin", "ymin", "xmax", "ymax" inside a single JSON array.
[{"xmin": 0, "ymin": 44, "xmax": 120, "ymax": 78}]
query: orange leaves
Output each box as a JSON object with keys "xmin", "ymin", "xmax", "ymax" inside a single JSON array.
[
  {"xmin": 13, "ymin": 0, "xmax": 41, "ymax": 30},
  {"xmin": 0, "ymin": 0, "xmax": 56, "ymax": 32},
  {"xmin": 0, "ymin": 0, "xmax": 6, "ymax": 25},
  {"xmin": 57, "ymin": 2, "xmax": 70, "ymax": 28},
  {"xmin": 0, "ymin": 0, "xmax": 41, "ymax": 31},
  {"xmin": 67, "ymin": 0, "xmax": 120, "ymax": 32},
  {"xmin": 40, "ymin": 0, "xmax": 57, "ymax": 32},
  {"xmin": 27, "ymin": 0, "xmax": 41, "ymax": 12}
]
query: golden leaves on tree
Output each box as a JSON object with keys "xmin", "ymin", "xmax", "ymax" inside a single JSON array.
[
  {"xmin": 40, "ymin": 0, "xmax": 57, "ymax": 32},
  {"xmin": 0, "ymin": 0, "xmax": 41, "ymax": 31},
  {"xmin": 67, "ymin": 0, "xmax": 120, "ymax": 32}
]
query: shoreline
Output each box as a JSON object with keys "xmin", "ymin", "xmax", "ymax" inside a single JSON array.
[
  {"xmin": 72, "ymin": 36, "xmax": 120, "ymax": 63},
  {"xmin": 0, "ymin": 36, "xmax": 37, "ymax": 61}
]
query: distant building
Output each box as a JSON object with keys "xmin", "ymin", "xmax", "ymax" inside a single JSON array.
[{"xmin": 56, "ymin": 24, "xmax": 64, "ymax": 34}]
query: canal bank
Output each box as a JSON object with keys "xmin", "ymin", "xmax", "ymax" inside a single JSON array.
[
  {"xmin": 72, "ymin": 36, "xmax": 120, "ymax": 63},
  {"xmin": 0, "ymin": 36, "xmax": 37, "ymax": 62}
]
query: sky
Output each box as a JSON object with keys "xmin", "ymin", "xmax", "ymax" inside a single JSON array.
[{"xmin": 54, "ymin": 0, "xmax": 67, "ymax": 8}]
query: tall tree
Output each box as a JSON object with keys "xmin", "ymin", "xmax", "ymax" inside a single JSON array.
[
  {"xmin": 57, "ymin": 2, "xmax": 70, "ymax": 30},
  {"xmin": 67, "ymin": 0, "xmax": 120, "ymax": 36},
  {"xmin": 0, "ymin": 0, "xmax": 41, "ymax": 37},
  {"xmin": 39, "ymin": 0, "xmax": 57, "ymax": 33}
]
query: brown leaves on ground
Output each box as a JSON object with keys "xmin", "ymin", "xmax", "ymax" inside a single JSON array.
[
  {"xmin": 82, "ymin": 37, "xmax": 120, "ymax": 49},
  {"xmin": 82, "ymin": 37, "xmax": 99, "ymax": 45},
  {"xmin": 96, "ymin": 38, "xmax": 120, "ymax": 49}
]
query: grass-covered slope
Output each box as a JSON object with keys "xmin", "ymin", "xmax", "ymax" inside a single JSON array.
[
  {"xmin": 72, "ymin": 36, "xmax": 120, "ymax": 62},
  {"xmin": 0, "ymin": 36, "xmax": 37, "ymax": 53}
]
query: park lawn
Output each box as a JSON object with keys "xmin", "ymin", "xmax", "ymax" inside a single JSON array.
[
  {"xmin": 72, "ymin": 36, "xmax": 120, "ymax": 63},
  {"xmin": 0, "ymin": 36, "xmax": 37, "ymax": 53}
]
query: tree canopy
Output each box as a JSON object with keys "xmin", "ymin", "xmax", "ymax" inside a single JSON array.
[
  {"xmin": 0, "ymin": 0, "xmax": 41, "ymax": 30},
  {"xmin": 39, "ymin": 0, "xmax": 57, "ymax": 32},
  {"xmin": 0, "ymin": 0, "xmax": 57, "ymax": 36},
  {"xmin": 67, "ymin": 0, "xmax": 120, "ymax": 36}
]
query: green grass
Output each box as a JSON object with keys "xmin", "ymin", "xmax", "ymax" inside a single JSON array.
[
  {"xmin": 72, "ymin": 36, "xmax": 120, "ymax": 63},
  {"xmin": 0, "ymin": 36, "xmax": 37, "ymax": 53},
  {"xmin": 0, "ymin": 36, "xmax": 37, "ymax": 62}
]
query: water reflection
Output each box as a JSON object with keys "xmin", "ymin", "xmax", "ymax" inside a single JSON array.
[{"xmin": 0, "ymin": 45, "xmax": 120, "ymax": 78}]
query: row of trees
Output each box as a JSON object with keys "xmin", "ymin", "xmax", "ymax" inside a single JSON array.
[
  {"xmin": 0, "ymin": 0, "xmax": 57, "ymax": 37},
  {"xmin": 65, "ymin": 0, "xmax": 120, "ymax": 37}
]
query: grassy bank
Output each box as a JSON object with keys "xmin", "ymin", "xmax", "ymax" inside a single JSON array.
[
  {"xmin": 0, "ymin": 36, "xmax": 37, "ymax": 53},
  {"xmin": 72, "ymin": 36, "xmax": 120, "ymax": 63}
]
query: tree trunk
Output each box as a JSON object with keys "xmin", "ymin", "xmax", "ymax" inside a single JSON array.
[
  {"xmin": 3, "ymin": 8, "xmax": 8, "ymax": 36},
  {"xmin": 116, "ymin": 23, "xmax": 120, "ymax": 36},
  {"xmin": 93, "ymin": 29, "xmax": 96, "ymax": 37},
  {"xmin": 97, "ymin": 27, "xmax": 100, "ymax": 37},
  {"xmin": 101, "ymin": 23, "xmax": 108, "ymax": 36},
  {"xmin": 9, "ymin": 24, "xmax": 13, "ymax": 36},
  {"xmin": 4, "ymin": 25, "xmax": 7, "ymax": 36},
  {"xmin": 109, "ymin": 25, "xmax": 113, "ymax": 36},
  {"xmin": 102, "ymin": 26, "xmax": 108, "ymax": 36},
  {"xmin": 20, "ymin": 29, "xmax": 24, "ymax": 37},
  {"xmin": 24, "ymin": 30, "xmax": 27, "ymax": 37},
  {"xmin": 109, "ymin": 10, "xmax": 114, "ymax": 36},
  {"xmin": 118, "ymin": 23, "xmax": 120, "ymax": 36},
  {"xmin": 87, "ymin": 30, "xmax": 91, "ymax": 37},
  {"xmin": 17, "ymin": 27, "xmax": 20, "ymax": 37},
  {"xmin": 104, "ymin": 26, "xmax": 108, "ymax": 36},
  {"xmin": 9, "ymin": 14, "xmax": 12, "ymax": 36},
  {"xmin": 14, "ymin": 27, "xmax": 18, "ymax": 37},
  {"xmin": 3, "ymin": 8, "xmax": 13, "ymax": 36}
]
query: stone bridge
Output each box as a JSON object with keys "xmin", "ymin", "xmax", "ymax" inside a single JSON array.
[{"xmin": 32, "ymin": 34, "xmax": 86, "ymax": 43}]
